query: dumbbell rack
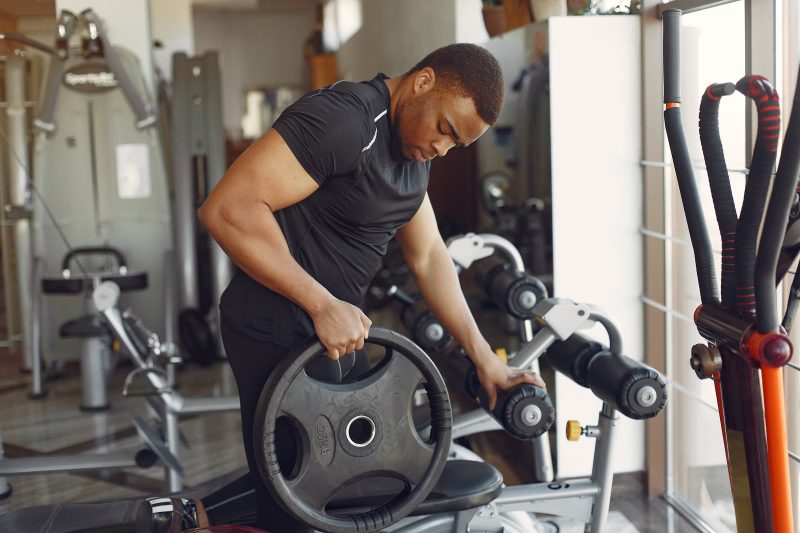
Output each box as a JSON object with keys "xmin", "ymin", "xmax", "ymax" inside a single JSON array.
[{"xmin": 410, "ymin": 296, "xmax": 665, "ymax": 533}]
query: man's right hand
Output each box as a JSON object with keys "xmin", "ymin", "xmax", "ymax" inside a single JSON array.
[{"xmin": 310, "ymin": 297, "xmax": 372, "ymax": 360}]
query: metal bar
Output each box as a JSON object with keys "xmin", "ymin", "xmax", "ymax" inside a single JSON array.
[
  {"xmin": 0, "ymin": 33, "xmax": 55, "ymax": 55},
  {"xmin": 30, "ymin": 257, "xmax": 44, "ymax": 398},
  {"xmin": 0, "ymin": 453, "xmax": 141, "ymax": 476},
  {"xmin": 640, "ymin": 158, "xmax": 751, "ymax": 175},
  {"xmin": 87, "ymin": 101, "xmax": 101, "ymax": 237},
  {"xmin": 0, "ymin": 422, "xmax": 10, "ymax": 496},
  {"xmin": 586, "ymin": 307, "xmax": 623, "ymax": 354},
  {"xmin": 5, "ymin": 53, "xmax": 34, "ymax": 370},
  {"xmin": 639, "ymin": 227, "xmax": 693, "ymax": 248},
  {"xmin": 449, "ymin": 409, "xmax": 503, "ymax": 440},
  {"xmin": 33, "ymin": 53, "xmax": 64, "ymax": 133},
  {"xmin": 200, "ymin": 53, "xmax": 233, "ymax": 328},
  {"xmin": 0, "ymin": 101, "xmax": 36, "ymax": 108},
  {"xmin": 170, "ymin": 53, "xmax": 198, "ymax": 312},
  {"xmin": 80, "ymin": 10, "xmax": 156, "ymax": 130},
  {"xmin": 640, "ymin": 295, "xmax": 694, "ymax": 324},
  {"xmin": 508, "ymin": 328, "xmax": 557, "ymax": 369},
  {"xmin": 669, "ymin": 380, "xmax": 723, "ymax": 413},
  {"xmin": 662, "ymin": 493, "xmax": 720, "ymax": 533},
  {"xmin": 166, "ymin": 408, "xmax": 181, "ymax": 491},
  {"xmin": 177, "ymin": 396, "xmax": 239, "ymax": 415},
  {"xmin": 657, "ymin": 0, "xmax": 738, "ymax": 18},
  {"xmin": 589, "ymin": 404, "xmax": 620, "ymax": 533}
]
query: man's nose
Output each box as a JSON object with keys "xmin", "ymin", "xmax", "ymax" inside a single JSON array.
[{"xmin": 432, "ymin": 138, "xmax": 455, "ymax": 157}]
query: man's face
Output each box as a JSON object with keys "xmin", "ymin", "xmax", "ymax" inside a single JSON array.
[{"xmin": 393, "ymin": 71, "xmax": 491, "ymax": 162}]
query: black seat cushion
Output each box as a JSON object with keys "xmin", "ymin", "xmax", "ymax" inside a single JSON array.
[
  {"xmin": 327, "ymin": 459, "xmax": 503, "ymax": 516},
  {"xmin": 59, "ymin": 314, "xmax": 110, "ymax": 339},
  {"xmin": 42, "ymin": 271, "xmax": 148, "ymax": 294}
]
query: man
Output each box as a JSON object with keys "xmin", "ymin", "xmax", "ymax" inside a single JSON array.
[{"xmin": 199, "ymin": 42, "xmax": 545, "ymax": 532}]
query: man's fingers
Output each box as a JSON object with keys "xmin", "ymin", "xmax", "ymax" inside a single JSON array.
[
  {"xmin": 486, "ymin": 387, "xmax": 497, "ymax": 411},
  {"xmin": 361, "ymin": 316, "xmax": 372, "ymax": 338},
  {"xmin": 508, "ymin": 368, "xmax": 546, "ymax": 389},
  {"xmin": 326, "ymin": 346, "xmax": 340, "ymax": 361}
]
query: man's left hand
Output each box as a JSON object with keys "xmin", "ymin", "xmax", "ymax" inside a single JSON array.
[{"xmin": 474, "ymin": 354, "xmax": 546, "ymax": 411}]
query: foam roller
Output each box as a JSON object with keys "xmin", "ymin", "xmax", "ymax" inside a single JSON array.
[
  {"xmin": 474, "ymin": 259, "xmax": 547, "ymax": 319},
  {"xmin": 546, "ymin": 334, "xmax": 667, "ymax": 420}
]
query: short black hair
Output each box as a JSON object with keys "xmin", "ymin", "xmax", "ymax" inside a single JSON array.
[{"xmin": 407, "ymin": 43, "xmax": 504, "ymax": 126}]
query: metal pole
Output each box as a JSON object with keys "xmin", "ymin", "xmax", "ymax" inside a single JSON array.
[
  {"xmin": 0, "ymin": 60, "xmax": 14, "ymax": 355},
  {"xmin": 589, "ymin": 403, "xmax": 620, "ymax": 532},
  {"xmin": 29, "ymin": 257, "xmax": 45, "ymax": 398},
  {"xmin": 5, "ymin": 53, "xmax": 35, "ymax": 372},
  {"xmin": 166, "ymin": 407, "xmax": 182, "ymax": 491},
  {"xmin": 199, "ymin": 52, "xmax": 230, "ymax": 302},
  {"xmin": 0, "ymin": 422, "xmax": 11, "ymax": 498},
  {"xmin": 170, "ymin": 53, "xmax": 198, "ymax": 313}
]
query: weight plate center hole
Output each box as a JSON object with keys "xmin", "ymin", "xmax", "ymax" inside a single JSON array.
[{"xmin": 346, "ymin": 415, "xmax": 376, "ymax": 447}]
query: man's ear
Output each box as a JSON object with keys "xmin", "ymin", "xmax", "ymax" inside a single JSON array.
[{"xmin": 413, "ymin": 67, "xmax": 436, "ymax": 95}]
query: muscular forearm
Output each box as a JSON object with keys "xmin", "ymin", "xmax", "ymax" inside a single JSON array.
[
  {"xmin": 199, "ymin": 200, "xmax": 332, "ymax": 316},
  {"xmin": 411, "ymin": 240, "xmax": 494, "ymax": 367}
]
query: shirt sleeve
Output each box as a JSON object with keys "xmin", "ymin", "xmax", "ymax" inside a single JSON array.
[{"xmin": 272, "ymin": 88, "xmax": 372, "ymax": 186}]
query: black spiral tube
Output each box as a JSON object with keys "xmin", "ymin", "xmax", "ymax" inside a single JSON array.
[
  {"xmin": 735, "ymin": 76, "xmax": 780, "ymax": 317},
  {"xmin": 663, "ymin": 9, "xmax": 720, "ymax": 305},
  {"xmin": 756, "ymin": 65, "xmax": 800, "ymax": 333},
  {"xmin": 699, "ymin": 83, "xmax": 737, "ymax": 309}
]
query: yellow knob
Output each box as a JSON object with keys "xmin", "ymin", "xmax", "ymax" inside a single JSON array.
[
  {"xmin": 495, "ymin": 347, "xmax": 508, "ymax": 364},
  {"xmin": 112, "ymin": 339, "xmax": 120, "ymax": 353},
  {"xmin": 566, "ymin": 420, "xmax": 582, "ymax": 441}
]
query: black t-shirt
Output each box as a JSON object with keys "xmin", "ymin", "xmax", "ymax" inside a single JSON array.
[{"xmin": 219, "ymin": 75, "xmax": 430, "ymax": 347}]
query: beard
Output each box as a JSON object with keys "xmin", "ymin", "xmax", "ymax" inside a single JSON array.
[{"xmin": 389, "ymin": 100, "xmax": 408, "ymax": 161}]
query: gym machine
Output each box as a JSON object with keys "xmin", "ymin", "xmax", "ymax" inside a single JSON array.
[
  {"xmin": 170, "ymin": 51, "xmax": 231, "ymax": 364},
  {"xmin": 0, "ymin": 33, "xmax": 53, "ymax": 389},
  {"xmin": 663, "ymin": 9, "xmax": 800, "ymax": 532},
  {"xmin": 397, "ymin": 297, "xmax": 665, "ymax": 533},
  {"xmin": 446, "ymin": 232, "xmax": 553, "ymax": 482},
  {"xmin": 92, "ymin": 280, "xmax": 240, "ymax": 492},
  {"xmin": 31, "ymin": 9, "xmax": 172, "ymax": 395},
  {"xmin": 0, "ymin": 298, "xmax": 664, "ymax": 532}
]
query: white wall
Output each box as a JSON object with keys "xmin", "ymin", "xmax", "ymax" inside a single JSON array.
[
  {"xmin": 548, "ymin": 16, "xmax": 643, "ymax": 477},
  {"xmin": 336, "ymin": 0, "xmax": 458, "ymax": 81},
  {"xmin": 16, "ymin": 15, "xmax": 56, "ymax": 48},
  {"xmin": 455, "ymin": 0, "xmax": 489, "ymax": 44},
  {"xmin": 480, "ymin": 17, "xmax": 645, "ymax": 477},
  {"xmin": 150, "ymin": 0, "xmax": 195, "ymax": 83},
  {"xmin": 193, "ymin": 5, "xmax": 316, "ymax": 138},
  {"xmin": 54, "ymin": 0, "xmax": 156, "ymax": 98}
]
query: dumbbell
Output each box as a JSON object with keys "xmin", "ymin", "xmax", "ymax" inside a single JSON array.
[
  {"xmin": 474, "ymin": 258, "xmax": 548, "ymax": 320},
  {"xmin": 387, "ymin": 286, "xmax": 452, "ymax": 353},
  {"xmin": 447, "ymin": 346, "xmax": 554, "ymax": 440}
]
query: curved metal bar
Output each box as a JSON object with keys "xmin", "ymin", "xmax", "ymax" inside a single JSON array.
[
  {"xmin": 586, "ymin": 306, "xmax": 623, "ymax": 354},
  {"xmin": 477, "ymin": 233, "xmax": 526, "ymax": 273},
  {"xmin": 0, "ymin": 33, "xmax": 55, "ymax": 55}
]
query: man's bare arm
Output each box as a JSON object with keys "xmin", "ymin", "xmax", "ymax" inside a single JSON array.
[
  {"xmin": 198, "ymin": 129, "xmax": 371, "ymax": 359},
  {"xmin": 396, "ymin": 194, "xmax": 543, "ymax": 408}
]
